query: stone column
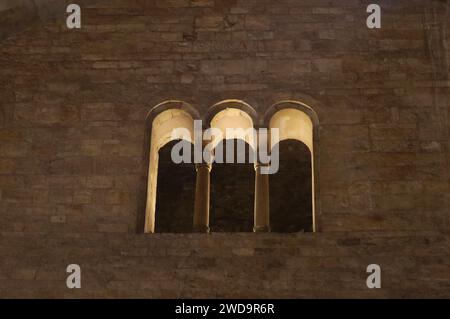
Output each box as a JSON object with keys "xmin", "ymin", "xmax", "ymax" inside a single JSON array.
[
  {"xmin": 193, "ymin": 162, "xmax": 211, "ymax": 233},
  {"xmin": 253, "ymin": 162, "xmax": 270, "ymax": 232}
]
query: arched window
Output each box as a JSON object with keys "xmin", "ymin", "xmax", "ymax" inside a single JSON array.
[
  {"xmin": 143, "ymin": 99, "xmax": 319, "ymax": 234},
  {"xmin": 267, "ymin": 103, "xmax": 318, "ymax": 232},
  {"xmin": 208, "ymin": 104, "xmax": 257, "ymax": 233},
  {"xmin": 144, "ymin": 104, "xmax": 197, "ymax": 233}
]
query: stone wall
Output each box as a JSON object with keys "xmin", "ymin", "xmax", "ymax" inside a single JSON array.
[
  {"xmin": 0, "ymin": 231, "xmax": 449, "ymax": 298},
  {"xmin": 0, "ymin": 0, "xmax": 449, "ymax": 298}
]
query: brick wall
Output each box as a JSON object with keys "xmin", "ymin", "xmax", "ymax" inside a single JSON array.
[{"xmin": 0, "ymin": 0, "xmax": 449, "ymax": 298}]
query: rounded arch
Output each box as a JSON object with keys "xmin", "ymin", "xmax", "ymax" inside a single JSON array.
[
  {"xmin": 267, "ymin": 101, "xmax": 320, "ymax": 232},
  {"xmin": 206, "ymin": 102, "xmax": 257, "ymax": 233},
  {"xmin": 145, "ymin": 100, "xmax": 200, "ymax": 126},
  {"xmin": 264, "ymin": 100, "xmax": 320, "ymax": 129},
  {"xmin": 209, "ymin": 107, "xmax": 256, "ymax": 152},
  {"xmin": 144, "ymin": 102, "xmax": 197, "ymax": 233},
  {"xmin": 269, "ymin": 108, "xmax": 314, "ymax": 152},
  {"xmin": 150, "ymin": 108, "xmax": 195, "ymax": 151},
  {"xmin": 204, "ymin": 100, "xmax": 258, "ymax": 128}
]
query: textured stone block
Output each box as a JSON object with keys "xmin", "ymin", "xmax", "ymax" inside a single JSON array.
[{"xmin": 86, "ymin": 176, "xmax": 115, "ymax": 189}]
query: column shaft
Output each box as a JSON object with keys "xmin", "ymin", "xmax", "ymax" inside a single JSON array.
[
  {"xmin": 193, "ymin": 163, "xmax": 211, "ymax": 233},
  {"xmin": 254, "ymin": 164, "xmax": 270, "ymax": 232}
]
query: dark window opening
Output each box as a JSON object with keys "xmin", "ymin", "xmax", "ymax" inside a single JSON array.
[
  {"xmin": 270, "ymin": 140, "xmax": 313, "ymax": 233},
  {"xmin": 155, "ymin": 140, "xmax": 195, "ymax": 233},
  {"xmin": 210, "ymin": 139, "xmax": 255, "ymax": 232}
]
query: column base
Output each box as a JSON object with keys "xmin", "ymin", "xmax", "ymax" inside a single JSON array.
[
  {"xmin": 253, "ymin": 225, "xmax": 271, "ymax": 233},
  {"xmin": 193, "ymin": 226, "xmax": 210, "ymax": 233}
]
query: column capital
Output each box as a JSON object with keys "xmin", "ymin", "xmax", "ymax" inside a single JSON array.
[
  {"xmin": 254, "ymin": 161, "xmax": 270, "ymax": 171},
  {"xmin": 195, "ymin": 162, "xmax": 212, "ymax": 172}
]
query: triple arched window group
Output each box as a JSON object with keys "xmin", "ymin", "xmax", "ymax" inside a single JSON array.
[{"xmin": 144, "ymin": 100, "xmax": 319, "ymax": 234}]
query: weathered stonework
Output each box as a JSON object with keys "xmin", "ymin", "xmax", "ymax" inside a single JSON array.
[{"xmin": 0, "ymin": 0, "xmax": 449, "ymax": 298}]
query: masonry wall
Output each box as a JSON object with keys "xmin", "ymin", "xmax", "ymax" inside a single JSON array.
[
  {"xmin": 0, "ymin": 231, "xmax": 449, "ymax": 298},
  {"xmin": 0, "ymin": 0, "xmax": 449, "ymax": 298}
]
